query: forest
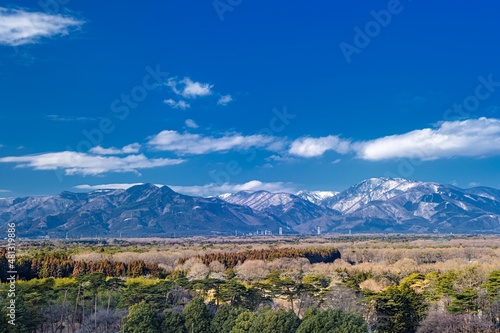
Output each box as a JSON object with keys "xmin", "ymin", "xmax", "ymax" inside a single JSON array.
[{"xmin": 1, "ymin": 235, "xmax": 500, "ymax": 333}]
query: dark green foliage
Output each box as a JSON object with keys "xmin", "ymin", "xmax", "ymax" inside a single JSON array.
[
  {"xmin": 447, "ymin": 287, "xmax": 478, "ymax": 314},
  {"xmin": 248, "ymin": 308, "xmax": 300, "ymax": 333},
  {"xmin": 161, "ymin": 310, "xmax": 186, "ymax": 333},
  {"xmin": 217, "ymin": 279, "xmax": 249, "ymax": 307},
  {"xmin": 124, "ymin": 300, "xmax": 160, "ymax": 333},
  {"xmin": 119, "ymin": 280, "xmax": 174, "ymax": 311},
  {"xmin": 211, "ymin": 305, "xmax": 243, "ymax": 333},
  {"xmin": 0, "ymin": 294, "xmax": 41, "ymax": 333},
  {"xmin": 256, "ymin": 271, "xmax": 303, "ymax": 312},
  {"xmin": 230, "ymin": 311, "xmax": 255, "ymax": 333},
  {"xmin": 182, "ymin": 298, "xmax": 212, "ymax": 333},
  {"xmin": 373, "ymin": 285, "xmax": 427, "ymax": 333},
  {"xmin": 296, "ymin": 309, "xmax": 368, "ymax": 333},
  {"xmin": 484, "ymin": 270, "xmax": 500, "ymax": 299}
]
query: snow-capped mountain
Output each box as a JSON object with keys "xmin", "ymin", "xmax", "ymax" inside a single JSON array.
[
  {"xmin": 339, "ymin": 181, "xmax": 500, "ymax": 233},
  {"xmin": 324, "ymin": 177, "xmax": 422, "ymax": 213},
  {"xmin": 219, "ymin": 191, "xmax": 295, "ymax": 211},
  {"xmin": 295, "ymin": 190, "xmax": 339, "ymax": 206},
  {"xmin": 218, "ymin": 178, "xmax": 500, "ymax": 234},
  {"xmin": 0, "ymin": 184, "xmax": 284, "ymax": 238},
  {"xmin": 1, "ymin": 178, "xmax": 500, "ymax": 237},
  {"xmin": 219, "ymin": 191, "xmax": 342, "ymax": 232}
]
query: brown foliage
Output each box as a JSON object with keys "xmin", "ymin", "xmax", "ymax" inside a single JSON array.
[{"xmin": 177, "ymin": 246, "xmax": 341, "ymax": 268}]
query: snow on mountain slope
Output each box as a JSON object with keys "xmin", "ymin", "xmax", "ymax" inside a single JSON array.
[
  {"xmin": 324, "ymin": 177, "xmax": 422, "ymax": 213},
  {"xmin": 295, "ymin": 190, "xmax": 339, "ymax": 206},
  {"xmin": 219, "ymin": 191, "xmax": 295, "ymax": 211},
  {"xmin": 2, "ymin": 178, "xmax": 500, "ymax": 237}
]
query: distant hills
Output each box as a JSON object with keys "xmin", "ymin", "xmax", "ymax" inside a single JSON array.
[{"xmin": 1, "ymin": 178, "xmax": 500, "ymax": 238}]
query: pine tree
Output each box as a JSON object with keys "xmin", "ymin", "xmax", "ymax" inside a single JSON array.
[
  {"xmin": 296, "ymin": 309, "xmax": 367, "ymax": 333},
  {"xmin": 161, "ymin": 310, "xmax": 186, "ymax": 333},
  {"xmin": 249, "ymin": 308, "xmax": 300, "ymax": 333},
  {"xmin": 211, "ymin": 304, "xmax": 242, "ymax": 333},
  {"xmin": 182, "ymin": 298, "xmax": 211, "ymax": 333},
  {"xmin": 373, "ymin": 285, "xmax": 427, "ymax": 333},
  {"xmin": 230, "ymin": 311, "xmax": 255, "ymax": 333},
  {"xmin": 124, "ymin": 301, "xmax": 159, "ymax": 333}
]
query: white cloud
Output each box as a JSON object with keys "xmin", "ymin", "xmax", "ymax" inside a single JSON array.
[
  {"xmin": 0, "ymin": 189, "xmax": 10, "ymax": 193},
  {"xmin": 164, "ymin": 99, "xmax": 190, "ymax": 110},
  {"xmin": 74, "ymin": 183, "xmax": 165, "ymax": 191},
  {"xmin": 354, "ymin": 117, "xmax": 500, "ymax": 161},
  {"xmin": 217, "ymin": 94, "xmax": 233, "ymax": 106},
  {"xmin": 185, "ymin": 119, "xmax": 199, "ymax": 129},
  {"xmin": 289, "ymin": 135, "xmax": 351, "ymax": 157},
  {"xmin": 89, "ymin": 143, "xmax": 141, "ymax": 155},
  {"xmin": 148, "ymin": 130, "xmax": 284, "ymax": 155},
  {"xmin": 166, "ymin": 77, "xmax": 213, "ymax": 98},
  {"xmin": 72, "ymin": 180, "xmax": 295, "ymax": 197},
  {"xmin": 265, "ymin": 155, "xmax": 296, "ymax": 163},
  {"xmin": 468, "ymin": 182, "xmax": 481, "ymax": 187},
  {"xmin": 0, "ymin": 7, "xmax": 84, "ymax": 46},
  {"xmin": 74, "ymin": 183, "xmax": 144, "ymax": 190},
  {"xmin": 170, "ymin": 180, "xmax": 296, "ymax": 197},
  {"xmin": 0, "ymin": 152, "xmax": 185, "ymax": 176}
]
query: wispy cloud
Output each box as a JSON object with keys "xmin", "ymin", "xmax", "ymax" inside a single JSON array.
[
  {"xmin": 170, "ymin": 180, "xmax": 296, "ymax": 196},
  {"xmin": 217, "ymin": 94, "xmax": 233, "ymax": 106},
  {"xmin": 354, "ymin": 117, "xmax": 500, "ymax": 161},
  {"xmin": 45, "ymin": 114, "xmax": 98, "ymax": 122},
  {"xmin": 289, "ymin": 135, "xmax": 351, "ymax": 157},
  {"xmin": 74, "ymin": 183, "xmax": 149, "ymax": 191},
  {"xmin": 166, "ymin": 77, "xmax": 213, "ymax": 98},
  {"xmin": 0, "ymin": 7, "xmax": 84, "ymax": 46},
  {"xmin": 164, "ymin": 99, "xmax": 190, "ymax": 110},
  {"xmin": 0, "ymin": 189, "xmax": 10, "ymax": 193},
  {"xmin": 185, "ymin": 119, "xmax": 199, "ymax": 129},
  {"xmin": 73, "ymin": 180, "xmax": 296, "ymax": 197},
  {"xmin": 148, "ymin": 130, "xmax": 284, "ymax": 155},
  {"xmin": 89, "ymin": 143, "xmax": 141, "ymax": 155},
  {"xmin": 0, "ymin": 152, "xmax": 185, "ymax": 176}
]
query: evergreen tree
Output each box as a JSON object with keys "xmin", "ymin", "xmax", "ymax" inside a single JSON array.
[
  {"xmin": 230, "ymin": 311, "xmax": 255, "ymax": 333},
  {"xmin": 182, "ymin": 298, "xmax": 211, "ymax": 333},
  {"xmin": 296, "ymin": 309, "xmax": 367, "ymax": 333},
  {"xmin": 373, "ymin": 285, "xmax": 427, "ymax": 333},
  {"xmin": 249, "ymin": 308, "xmax": 300, "ymax": 333},
  {"xmin": 447, "ymin": 287, "xmax": 478, "ymax": 314},
  {"xmin": 211, "ymin": 304, "xmax": 242, "ymax": 333},
  {"xmin": 124, "ymin": 301, "xmax": 159, "ymax": 333},
  {"xmin": 161, "ymin": 310, "xmax": 186, "ymax": 333},
  {"xmin": 484, "ymin": 270, "xmax": 500, "ymax": 299}
]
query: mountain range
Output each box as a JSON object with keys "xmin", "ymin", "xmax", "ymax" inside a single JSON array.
[{"xmin": 1, "ymin": 178, "xmax": 500, "ymax": 238}]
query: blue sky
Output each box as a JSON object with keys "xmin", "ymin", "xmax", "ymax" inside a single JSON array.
[{"xmin": 0, "ymin": 0, "xmax": 499, "ymax": 197}]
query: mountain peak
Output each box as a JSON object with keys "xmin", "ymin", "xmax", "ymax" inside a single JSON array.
[
  {"xmin": 296, "ymin": 190, "xmax": 339, "ymax": 206},
  {"xmin": 221, "ymin": 190, "xmax": 295, "ymax": 211}
]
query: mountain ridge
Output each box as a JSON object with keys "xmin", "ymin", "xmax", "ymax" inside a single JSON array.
[{"xmin": 1, "ymin": 178, "xmax": 499, "ymax": 237}]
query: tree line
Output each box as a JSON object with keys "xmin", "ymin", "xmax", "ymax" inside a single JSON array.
[
  {"xmin": 0, "ymin": 248, "xmax": 166, "ymax": 281},
  {"xmin": 177, "ymin": 247, "xmax": 341, "ymax": 268}
]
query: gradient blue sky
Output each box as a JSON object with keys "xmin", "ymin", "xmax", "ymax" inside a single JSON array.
[{"xmin": 0, "ymin": 0, "xmax": 499, "ymax": 197}]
